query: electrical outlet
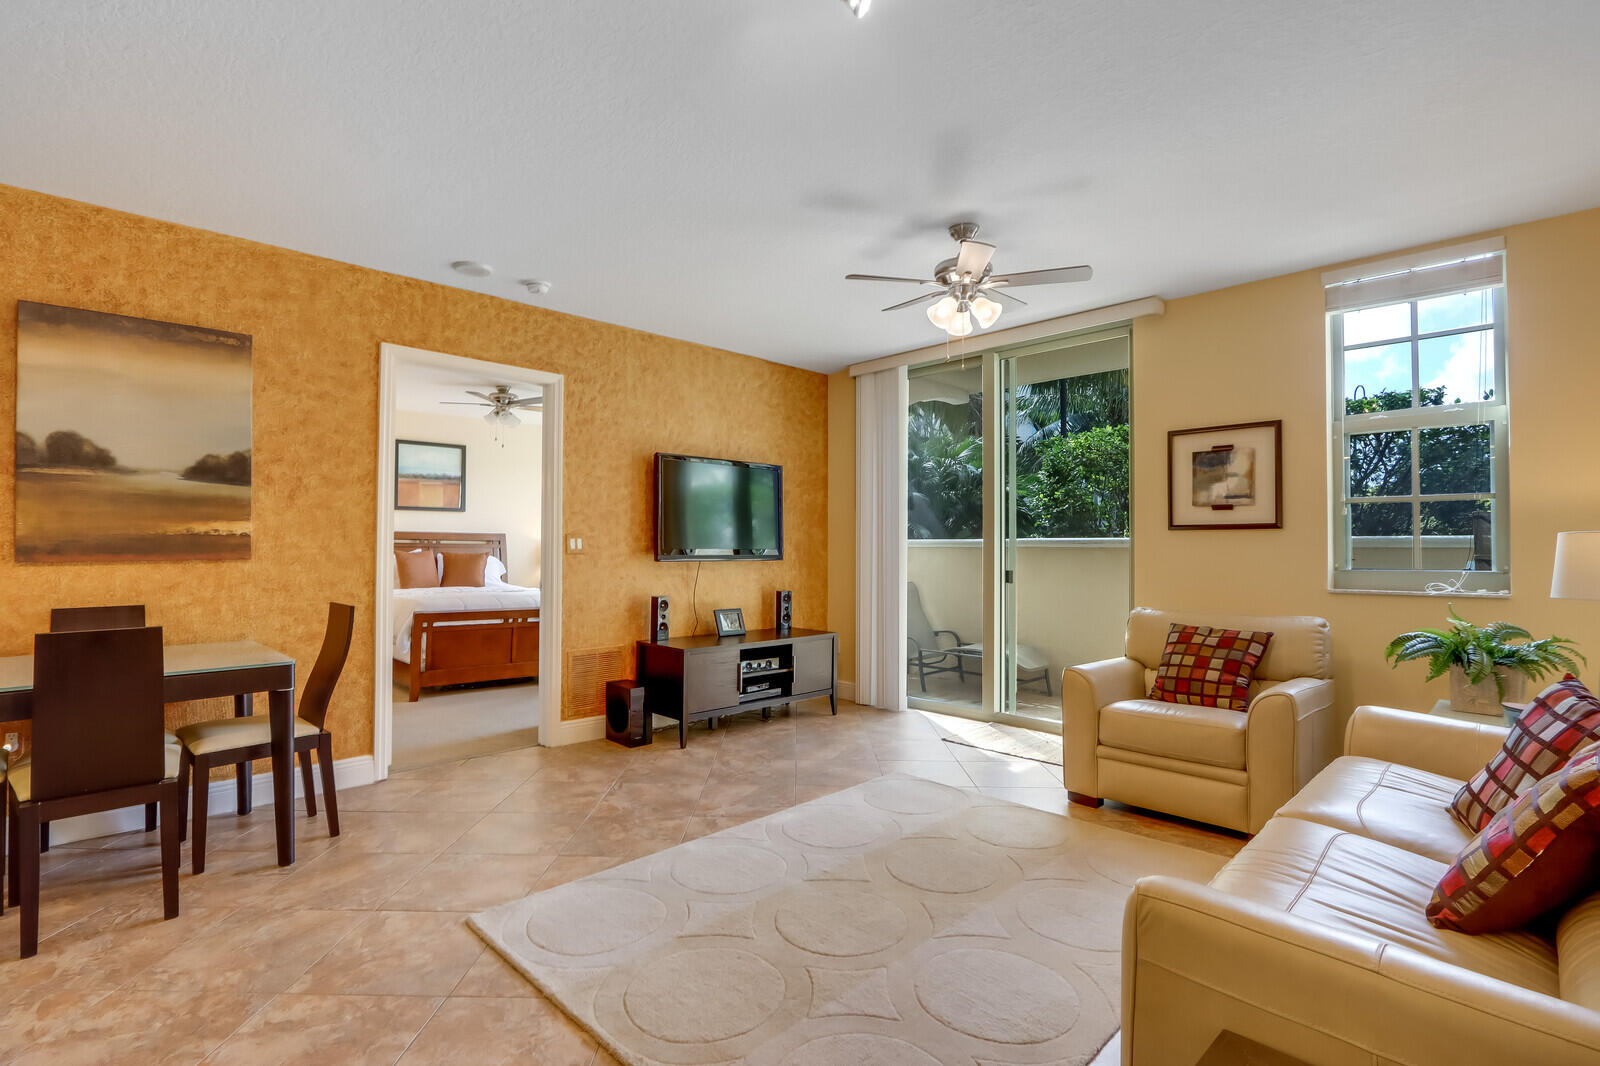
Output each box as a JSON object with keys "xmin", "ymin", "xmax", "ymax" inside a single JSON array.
[{"xmin": 4, "ymin": 732, "xmax": 17, "ymax": 752}]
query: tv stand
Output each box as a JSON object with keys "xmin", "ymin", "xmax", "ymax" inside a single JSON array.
[{"xmin": 635, "ymin": 628, "xmax": 837, "ymax": 747}]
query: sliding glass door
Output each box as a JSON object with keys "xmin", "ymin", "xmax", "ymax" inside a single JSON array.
[{"xmin": 905, "ymin": 327, "xmax": 1131, "ymax": 726}]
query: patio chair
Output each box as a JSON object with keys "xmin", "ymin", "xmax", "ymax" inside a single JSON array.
[{"xmin": 906, "ymin": 583, "xmax": 1053, "ymax": 696}]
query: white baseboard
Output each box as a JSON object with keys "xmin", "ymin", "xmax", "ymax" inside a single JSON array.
[
  {"xmin": 43, "ymin": 755, "xmax": 378, "ymax": 847},
  {"xmin": 837, "ymin": 680, "xmax": 856, "ymax": 704},
  {"xmin": 546, "ymin": 715, "xmax": 605, "ymax": 746}
]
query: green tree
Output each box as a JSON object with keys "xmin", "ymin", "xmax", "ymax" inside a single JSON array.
[
  {"xmin": 1028, "ymin": 424, "xmax": 1130, "ymax": 537},
  {"xmin": 907, "ymin": 411, "xmax": 984, "ymax": 539},
  {"xmin": 1346, "ymin": 386, "xmax": 1492, "ymax": 539}
]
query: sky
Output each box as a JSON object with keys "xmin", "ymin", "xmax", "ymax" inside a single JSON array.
[
  {"xmin": 17, "ymin": 303, "xmax": 251, "ymax": 471},
  {"xmin": 1342, "ymin": 289, "xmax": 1496, "ymax": 406}
]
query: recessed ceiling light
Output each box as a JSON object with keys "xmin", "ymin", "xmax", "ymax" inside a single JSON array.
[
  {"xmin": 451, "ymin": 260, "xmax": 494, "ymax": 277},
  {"xmin": 518, "ymin": 279, "xmax": 552, "ymax": 296}
]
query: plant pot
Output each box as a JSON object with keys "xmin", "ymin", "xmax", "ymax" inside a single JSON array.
[{"xmin": 1448, "ymin": 665, "xmax": 1526, "ymax": 717}]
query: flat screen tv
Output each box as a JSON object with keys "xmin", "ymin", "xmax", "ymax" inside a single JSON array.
[{"xmin": 655, "ymin": 453, "xmax": 783, "ymax": 560}]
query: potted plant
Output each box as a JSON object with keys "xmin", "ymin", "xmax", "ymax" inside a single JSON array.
[{"xmin": 1384, "ymin": 607, "xmax": 1585, "ymax": 717}]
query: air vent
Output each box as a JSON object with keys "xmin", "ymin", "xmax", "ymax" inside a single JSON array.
[{"xmin": 563, "ymin": 645, "xmax": 631, "ymax": 721}]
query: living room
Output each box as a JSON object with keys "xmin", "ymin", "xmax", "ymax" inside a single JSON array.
[{"xmin": 2, "ymin": 3, "xmax": 1599, "ymax": 1064}]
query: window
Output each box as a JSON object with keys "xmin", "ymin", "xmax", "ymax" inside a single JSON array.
[{"xmin": 1326, "ymin": 238, "xmax": 1508, "ymax": 593}]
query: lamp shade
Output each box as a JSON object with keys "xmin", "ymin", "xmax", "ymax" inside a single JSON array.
[{"xmin": 1552, "ymin": 531, "xmax": 1600, "ymax": 600}]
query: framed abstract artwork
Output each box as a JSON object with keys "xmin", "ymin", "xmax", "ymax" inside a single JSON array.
[
  {"xmin": 1167, "ymin": 419, "xmax": 1282, "ymax": 530},
  {"xmin": 395, "ymin": 440, "xmax": 467, "ymax": 511},
  {"xmin": 15, "ymin": 301, "xmax": 253, "ymax": 562}
]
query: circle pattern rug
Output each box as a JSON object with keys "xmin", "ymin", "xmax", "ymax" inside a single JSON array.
[{"xmin": 471, "ymin": 773, "xmax": 1225, "ymax": 1066}]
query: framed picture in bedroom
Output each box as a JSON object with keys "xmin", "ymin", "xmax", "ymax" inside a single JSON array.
[
  {"xmin": 396, "ymin": 440, "xmax": 467, "ymax": 511},
  {"xmin": 1167, "ymin": 419, "xmax": 1282, "ymax": 530}
]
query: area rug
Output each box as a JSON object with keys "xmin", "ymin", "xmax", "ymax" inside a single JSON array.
[
  {"xmin": 927, "ymin": 712, "xmax": 1064, "ymax": 766},
  {"xmin": 470, "ymin": 774, "xmax": 1223, "ymax": 1066}
]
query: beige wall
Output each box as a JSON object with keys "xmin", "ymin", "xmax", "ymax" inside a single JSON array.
[
  {"xmin": 827, "ymin": 205, "xmax": 1600, "ymax": 717},
  {"xmin": 827, "ymin": 370, "xmax": 857, "ymax": 685},
  {"xmin": 1132, "ymin": 206, "xmax": 1600, "ymax": 720},
  {"xmin": 393, "ymin": 408, "xmax": 543, "ymax": 585}
]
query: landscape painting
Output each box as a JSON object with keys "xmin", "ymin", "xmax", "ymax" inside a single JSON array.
[
  {"xmin": 15, "ymin": 302, "xmax": 252, "ymax": 562},
  {"xmin": 1191, "ymin": 445, "xmax": 1256, "ymax": 507},
  {"xmin": 395, "ymin": 439, "xmax": 466, "ymax": 511}
]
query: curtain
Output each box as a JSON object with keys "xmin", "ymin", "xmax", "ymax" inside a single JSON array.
[{"xmin": 854, "ymin": 366, "xmax": 908, "ymax": 710}]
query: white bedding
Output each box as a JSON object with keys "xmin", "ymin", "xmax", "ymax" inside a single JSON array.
[{"xmin": 392, "ymin": 584, "xmax": 542, "ymax": 662}]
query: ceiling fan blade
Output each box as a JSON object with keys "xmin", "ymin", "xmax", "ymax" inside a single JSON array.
[
  {"xmin": 845, "ymin": 274, "xmax": 938, "ymax": 285},
  {"xmin": 987, "ymin": 265, "xmax": 1093, "ymax": 287},
  {"xmin": 880, "ymin": 291, "xmax": 944, "ymax": 313},
  {"xmin": 465, "ymin": 391, "xmax": 499, "ymax": 401},
  {"xmin": 984, "ymin": 285, "xmax": 1029, "ymax": 306},
  {"xmin": 508, "ymin": 397, "xmax": 543, "ymax": 407},
  {"xmin": 441, "ymin": 401, "xmax": 491, "ymax": 406},
  {"xmin": 953, "ymin": 240, "xmax": 996, "ymax": 279}
]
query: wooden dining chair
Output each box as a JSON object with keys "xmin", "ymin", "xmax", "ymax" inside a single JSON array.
[
  {"xmin": 176, "ymin": 603, "xmax": 354, "ymax": 874},
  {"xmin": 6, "ymin": 626, "xmax": 181, "ymax": 957},
  {"xmin": 43, "ymin": 605, "xmax": 178, "ymax": 849}
]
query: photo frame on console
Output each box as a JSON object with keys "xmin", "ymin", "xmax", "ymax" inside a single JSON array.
[
  {"xmin": 1168, "ymin": 419, "xmax": 1282, "ymax": 530},
  {"xmin": 714, "ymin": 608, "xmax": 746, "ymax": 638}
]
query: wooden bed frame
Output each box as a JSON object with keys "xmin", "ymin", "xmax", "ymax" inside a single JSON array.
[{"xmin": 393, "ymin": 532, "xmax": 541, "ymax": 702}]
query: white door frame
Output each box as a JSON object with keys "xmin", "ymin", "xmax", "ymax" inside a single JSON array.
[{"xmin": 374, "ymin": 342, "xmax": 566, "ymax": 779}]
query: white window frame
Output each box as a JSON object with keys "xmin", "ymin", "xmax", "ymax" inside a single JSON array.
[{"xmin": 1325, "ymin": 241, "xmax": 1510, "ymax": 595}]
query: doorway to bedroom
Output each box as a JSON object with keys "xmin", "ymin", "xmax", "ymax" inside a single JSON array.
[{"xmin": 376, "ymin": 345, "xmax": 563, "ymax": 773}]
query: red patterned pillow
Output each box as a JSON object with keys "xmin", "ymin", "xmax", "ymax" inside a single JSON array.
[
  {"xmin": 1428, "ymin": 746, "xmax": 1600, "ymax": 934},
  {"xmin": 1449, "ymin": 678, "xmax": 1600, "ymax": 833},
  {"xmin": 1148, "ymin": 624, "xmax": 1273, "ymax": 713}
]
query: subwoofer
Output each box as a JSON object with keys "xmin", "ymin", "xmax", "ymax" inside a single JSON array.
[
  {"xmin": 605, "ymin": 680, "xmax": 650, "ymax": 747},
  {"xmin": 775, "ymin": 589, "xmax": 792, "ymax": 632},
  {"xmin": 650, "ymin": 595, "xmax": 670, "ymax": 643}
]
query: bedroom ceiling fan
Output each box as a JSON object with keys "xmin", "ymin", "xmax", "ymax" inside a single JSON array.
[
  {"xmin": 846, "ymin": 222, "xmax": 1093, "ymax": 337},
  {"xmin": 441, "ymin": 386, "xmax": 542, "ymax": 426}
]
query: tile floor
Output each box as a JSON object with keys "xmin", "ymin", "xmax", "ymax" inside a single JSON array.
[
  {"xmin": 391, "ymin": 679, "xmax": 540, "ymax": 769},
  {"xmin": 0, "ymin": 698, "xmax": 1243, "ymax": 1064}
]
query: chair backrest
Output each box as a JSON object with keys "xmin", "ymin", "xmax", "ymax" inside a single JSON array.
[
  {"xmin": 1124, "ymin": 607, "xmax": 1333, "ymax": 682},
  {"xmin": 31, "ymin": 626, "xmax": 165, "ymax": 803},
  {"xmin": 906, "ymin": 583, "xmax": 939, "ymax": 650},
  {"xmin": 299, "ymin": 603, "xmax": 356, "ymax": 730},
  {"xmin": 49, "ymin": 604, "xmax": 146, "ymax": 633}
]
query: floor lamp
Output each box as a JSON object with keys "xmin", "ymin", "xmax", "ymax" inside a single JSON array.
[{"xmin": 1552, "ymin": 530, "xmax": 1600, "ymax": 607}]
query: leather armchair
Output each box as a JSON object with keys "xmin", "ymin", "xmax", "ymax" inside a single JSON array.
[{"xmin": 1062, "ymin": 607, "xmax": 1336, "ymax": 834}]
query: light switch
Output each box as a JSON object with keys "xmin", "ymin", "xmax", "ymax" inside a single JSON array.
[{"xmin": 567, "ymin": 537, "xmax": 584, "ymax": 552}]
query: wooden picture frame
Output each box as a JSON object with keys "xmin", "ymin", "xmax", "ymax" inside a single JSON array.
[
  {"xmin": 395, "ymin": 440, "xmax": 466, "ymax": 512},
  {"xmin": 1167, "ymin": 419, "xmax": 1282, "ymax": 530},
  {"xmin": 714, "ymin": 608, "xmax": 746, "ymax": 638}
]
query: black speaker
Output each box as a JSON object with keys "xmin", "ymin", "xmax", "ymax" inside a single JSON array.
[
  {"xmin": 605, "ymin": 680, "xmax": 651, "ymax": 747},
  {"xmin": 775, "ymin": 589, "xmax": 793, "ymax": 632},
  {"xmin": 650, "ymin": 595, "xmax": 670, "ymax": 643}
]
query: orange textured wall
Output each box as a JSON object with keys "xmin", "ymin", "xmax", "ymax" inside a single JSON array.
[{"xmin": 0, "ymin": 183, "xmax": 829, "ymax": 759}]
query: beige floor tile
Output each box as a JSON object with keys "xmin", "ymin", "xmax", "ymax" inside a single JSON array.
[
  {"xmin": 446, "ymin": 811, "xmax": 589, "ymax": 854},
  {"xmin": 130, "ymin": 907, "xmax": 364, "ymax": 1001},
  {"xmin": 559, "ymin": 813, "xmax": 690, "ymax": 860},
  {"xmin": 3, "ymin": 986, "xmax": 261, "ymax": 1065},
  {"xmin": 959, "ymin": 758, "xmax": 1064, "ymax": 788},
  {"xmin": 337, "ymin": 777, "xmax": 429, "ymax": 812},
  {"xmin": 494, "ymin": 776, "xmax": 614, "ymax": 816},
  {"xmin": 201, "ymin": 993, "xmax": 441, "ymax": 1066},
  {"xmin": 533, "ymin": 855, "xmax": 625, "ymax": 889},
  {"xmin": 451, "ymin": 946, "xmax": 536, "ymax": 997},
  {"xmin": 323, "ymin": 810, "xmax": 483, "ymax": 854},
  {"xmin": 395, "ymin": 995, "xmax": 597, "ymax": 1066},
  {"xmin": 267, "ymin": 849, "xmax": 436, "ymax": 911},
  {"xmin": 290, "ymin": 910, "xmax": 485, "ymax": 996},
  {"xmin": 877, "ymin": 760, "xmax": 975, "ymax": 787},
  {"xmin": 382, "ymin": 852, "xmax": 559, "ymax": 912},
  {"xmin": 695, "ymin": 769, "xmax": 797, "ymax": 814},
  {"xmin": 367, "ymin": 779, "xmax": 521, "ymax": 813},
  {"xmin": 868, "ymin": 738, "xmax": 961, "ymax": 761}
]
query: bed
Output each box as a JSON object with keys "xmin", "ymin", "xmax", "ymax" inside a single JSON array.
[{"xmin": 392, "ymin": 532, "xmax": 541, "ymax": 702}]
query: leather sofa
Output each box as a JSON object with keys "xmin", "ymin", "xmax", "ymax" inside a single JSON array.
[
  {"xmin": 1122, "ymin": 705, "xmax": 1600, "ymax": 1065},
  {"xmin": 1062, "ymin": 608, "xmax": 1337, "ymax": 833}
]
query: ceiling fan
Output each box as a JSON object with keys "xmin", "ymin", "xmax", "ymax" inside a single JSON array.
[
  {"xmin": 441, "ymin": 386, "xmax": 542, "ymax": 426},
  {"xmin": 846, "ymin": 222, "xmax": 1093, "ymax": 337}
]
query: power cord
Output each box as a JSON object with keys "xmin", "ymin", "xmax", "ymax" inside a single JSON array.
[{"xmin": 691, "ymin": 561, "xmax": 704, "ymax": 636}]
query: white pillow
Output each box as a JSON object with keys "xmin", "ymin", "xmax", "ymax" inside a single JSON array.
[{"xmin": 485, "ymin": 555, "xmax": 509, "ymax": 584}]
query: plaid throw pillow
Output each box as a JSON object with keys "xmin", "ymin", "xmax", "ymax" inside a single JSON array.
[
  {"xmin": 1449, "ymin": 678, "xmax": 1600, "ymax": 833},
  {"xmin": 1148, "ymin": 624, "xmax": 1273, "ymax": 713},
  {"xmin": 1428, "ymin": 746, "xmax": 1600, "ymax": 934}
]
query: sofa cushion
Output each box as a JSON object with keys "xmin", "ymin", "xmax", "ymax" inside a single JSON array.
[
  {"xmin": 1210, "ymin": 817, "xmax": 1559, "ymax": 996},
  {"xmin": 1429, "ymin": 746, "xmax": 1600, "ymax": 934},
  {"xmin": 1449, "ymin": 677, "xmax": 1600, "ymax": 833},
  {"xmin": 1099, "ymin": 698, "xmax": 1247, "ymax": 770},
  {"xmin": 1125, "ymin": 607, "xmax": 1331, "ymax": 682},
  {"xmin": 1148, "ymin": 624, "xmax": 1273, "ymax": 712},
  {"xmin": 1274, "ymin": 755, "xmax": 1473, "ymax": 863},
  {"xmin": 1559, "ymin": 892, "xmax": 1600, "ymax": 1011}
]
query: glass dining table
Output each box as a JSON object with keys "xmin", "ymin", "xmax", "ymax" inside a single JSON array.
[{"xmin": 0, "ymin": 640, "xmax": 302, "ymax": 866}]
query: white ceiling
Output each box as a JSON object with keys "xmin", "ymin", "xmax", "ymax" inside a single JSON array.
[
  {"xmin": 394, "ymin": 361, "xmax": 542, "ymax": 417},
  {"xmin": 3, "ymin": 2, "xmax": 1598, "ymax": 372}
]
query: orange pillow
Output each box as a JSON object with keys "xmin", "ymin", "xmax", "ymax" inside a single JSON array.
[
  {"xmin": 440, "ymin": 551, "xmax": 488, "ymax": 588},
  {"xmin": 395, "ymin": 548, "xmax": 439, "ymax": 589}
]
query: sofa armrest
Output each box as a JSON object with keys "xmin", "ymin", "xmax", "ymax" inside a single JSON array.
[
  {"xmin": 1344, "ymin": 704, "xmax": 1507, "ymax": 781},
  {"xmin": 1061, "ymin": 657, "xmax": 1144, "ymax": 797},
  {"xmin": 1242, "ymin": 677, "xmax": 1337, "ymax": 833},
  {"xmin": 1124, "ymin": 875, "xmax": 1600, "ymax": 1065}
]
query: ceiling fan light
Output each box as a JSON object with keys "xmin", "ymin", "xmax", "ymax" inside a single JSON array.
[
  {"xmin": 946, "ymin": 310, "xmax": 974, "ymax": 338},
  {"xmin": 927, "ymin": 295, "xmax": 958, "ymax": 328},
  {"xmin": 970, "ymin": 295, "xmax": 1002, "ymax": 329}
]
